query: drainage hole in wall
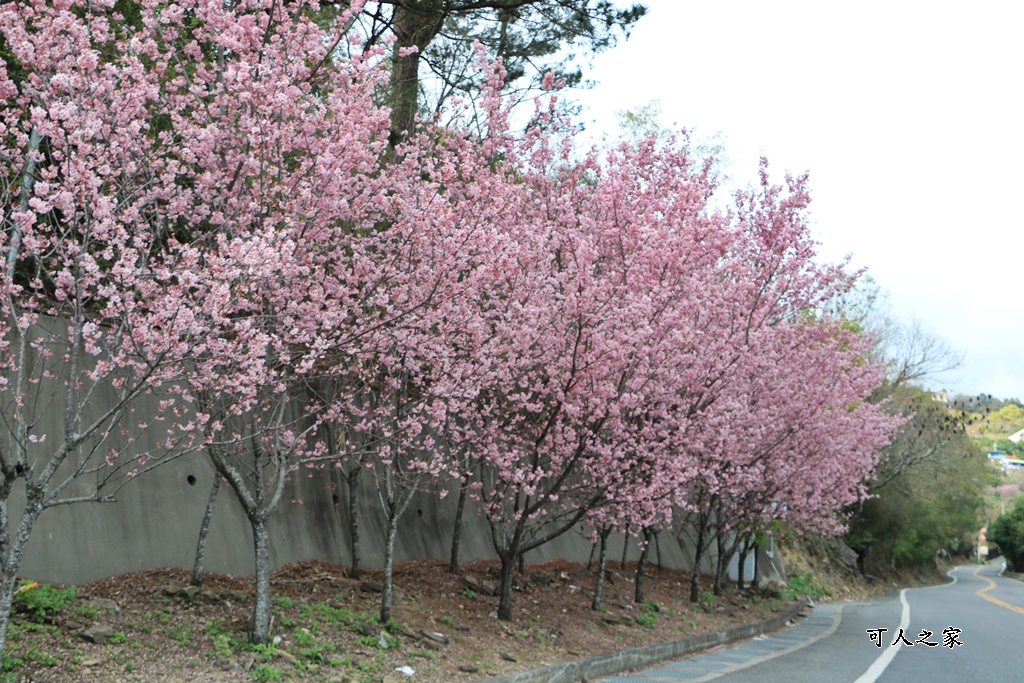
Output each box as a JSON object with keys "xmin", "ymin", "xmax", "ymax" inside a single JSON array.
[{"xmin": 187, "ymin": 474, "xmax": 196, "ymax": 486}]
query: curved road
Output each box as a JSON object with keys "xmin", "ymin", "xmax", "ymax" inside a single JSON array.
[{"xmin": 601, "ymin": 560, "xmax": 1024, "ymax": 683}]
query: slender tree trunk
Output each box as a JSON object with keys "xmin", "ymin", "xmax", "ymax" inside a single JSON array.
[
  {"xmin": 713, "ymin": 530, "xmax": 727, "ymax": 596},
  {"xmin": 518, "ymin": 551, "xmax": 525, "ymax": 575},
  {"xmin": 449, "ymin": 478, "xmax": 469, "ymax": 572},
  {"xmin": 497, "ymin": 551, "xmax": 517, "ymax": 621},
  {"xmin": 250, "ymin": 517, "xmax": 272, "ymax": 644},
  {"xmin": 0, "ymin": 573, "xmax": 19, "ymax": 667},
  {"xmin": 587, "ymin": 537, "xmax": 597, "ymax": 571},
  {"xmin": 191, "ymin": 475, "xmax": 221, "ymax": 587},
  {"xmin": 591, "ymin": 527, "xmax": 611, "ymax": 611},
  {"xmin": 635, "ymin": 526, "xmax": 654, "ymax": 604},
  {"xmin": 347, "ymin": 462, "xmax": 363, "ymax": 579},
  {"xmin": 379, "ymin": 512, "xmax": 400, "ymax": 624},
  {"xmin": 0, "ymin": 496, "xmax": 44, "ymax": 666},
  {"xmin": 620, "ymin": 525, "xmax": 630, "ymax": 570},
  {"xmin": 656, "ymin": 529, "xmax": 663, "ymax": 572},
  {"xmin": 689, "ymin": 519, "xmax": 708, "ymax": 603},
  {"xmin": 737, "ymin": 546, "xmax": 749, "ymax": 591}
]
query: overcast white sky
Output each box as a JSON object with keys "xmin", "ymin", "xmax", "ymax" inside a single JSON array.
[{"xmin": 571, "ymin": 0, "xmax": 1024, "ymax": 401}]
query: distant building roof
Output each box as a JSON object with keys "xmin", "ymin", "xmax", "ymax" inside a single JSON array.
[{"xmin": 1008, "ymin": 428, "xmax": 1024, "ymax": 443}]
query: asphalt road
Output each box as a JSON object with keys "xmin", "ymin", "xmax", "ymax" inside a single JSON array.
[{"xmin": 601, "ymin": 560, "xmax": 1024, "ymax": 683}]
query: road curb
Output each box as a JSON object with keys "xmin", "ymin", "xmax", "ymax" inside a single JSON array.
[{"xmin": 471, "ymin": 599, "xmax": 809, "ymax": 683}]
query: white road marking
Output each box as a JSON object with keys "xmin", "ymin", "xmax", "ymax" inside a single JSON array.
[{"xmin": 853, "ymin": 588, "xmax": 909, "ymax": 683}]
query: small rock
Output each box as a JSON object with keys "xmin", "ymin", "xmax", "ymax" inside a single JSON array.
[
  {"xmin": 599, "ymin": 614, "xmax": 633, "ymax": 627},
  {"xmin": 501, "ymin": 651, "xmax": 517, "ymax": 662},
  {"xmin": 239, "ymin": 653, "xmax": 257, "ymax": 672},
  {"xmin": 360, "ymin": 581, "xmax": 384, "ymax": 593},
  {"xmin": 421, "ymin": 630, "xmax": 449, "ymax": 644},
  {"xmin": 458, "ymin": 664, "xmax": 480, "ymax": 673},
  {"xmin": 81, "ymin": 624, "xmax": 115, "ymax": 644},
  {"xmin": 377, "ymin": 634, "xmax": 391, "ymax": 650},
  {"xmin": 275, "ymin": 650, "xmax": 300, "ymax": 666},
  {"xmin": 81, "ymin": 659, "xmax": 102, "ymax": 667}
]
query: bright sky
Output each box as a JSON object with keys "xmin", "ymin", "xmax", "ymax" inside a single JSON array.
[{"xmin": 571, "ymin": 0, "xmax": 1024, "ymax": 401}]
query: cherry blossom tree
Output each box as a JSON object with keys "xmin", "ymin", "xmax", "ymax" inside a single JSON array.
[{"xmin": 0, "ymin": 0, "xmax": 210, "ymax": 660}]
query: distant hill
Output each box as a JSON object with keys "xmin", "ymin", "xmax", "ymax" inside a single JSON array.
[
  {"xmin": 949, "ymin": 393, "xmax": 1023, "ymax": 415},
  {"xmin": 954, "ymin": 394, "xmax": 1024, "ymax": 453}
]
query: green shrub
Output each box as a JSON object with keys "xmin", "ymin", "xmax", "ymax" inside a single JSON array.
[
  {"xmin": 778, "ymin": 571, "xmax": 832, "ymax": 601},
  {"xmin": 989, "ymin": 498, "xmax": 1024, "ymax": 572},
  {"xmin": 12, "ymin": 582, "xmax": 76, "ymax": 620}
]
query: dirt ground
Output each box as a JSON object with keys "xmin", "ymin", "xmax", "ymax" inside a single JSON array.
[{"xmin": 5, "ymin": 557, "xmax": 825, "ymax": 683}]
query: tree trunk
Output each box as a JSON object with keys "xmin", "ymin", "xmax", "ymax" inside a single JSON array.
[
  {"xmin": 347, "ymin": 462, "xmax": 363, "ymax": 579},
  {"xmin": 449, "ymin": 478, "xmax": 469, "ymax": 572},
  {"xmin": 634, "ymin": 526, "xmax": 654, "ymax": 604},
  {"xmin": 737, "ymin": 546, "xmax": 748, "ymax": 591},
  {"xmin": 379, "ymin": 513, "xmax": 400, "ymax": 625},
  {"xmin": 250, "ymin": 517, "xmax": 273, "ymax": 644},
  {"xmin": 656, "ymin": 529, "xmax": 663, "ymax": 572},
  {"xmin": 689, "ymin": 519, "xmax": 708, "ymax": 603},
  {"xmin": 591, "ymin": 527, "xmax": 611, "ymax": 611},
  {"xmin": 620, "ymin": 525, "xmax": 630, "ymax": 570},
  {"xmin": 587, "ymin": 537, "xmax": 597, "ymax": 571},
  {"xmin": 497, "ymin": 551, "xmax": 516, "ymax": 621},
  {"xmin": 191, "ymin": 475, "xmax": 221, "ymax": 587},
  {"xmin": 0, "ymin": 572, "xmax": 19, "ymax": 667},
  {"xmin": 389, "ymin": 2, "xmax": 446, "ymax": 145},
  {"xmin": 0, "ymin": 492, "xmax": 44, "ymax": 664}
]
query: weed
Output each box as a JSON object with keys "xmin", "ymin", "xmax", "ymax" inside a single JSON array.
[
  {"xmin": 439, "ymin": 615, "xmax": 455, "ymax": 626},
  {"xmin": 778, "ymin": 572, "xmax": 833, "ymax": 601},
  {"xmin": 212, "ymin": 633, "xmax": 234, "ymax": 659},
  {"xmin": 299, "ymin": 640, "xmax": 328, "ymax": 664},
  {"xmin": 252, "ymin": 664, "xmax": 283, "ymax": 682},
  {"xmin": 356, "ymin": 635, "xmax": 380, "ymax": 649},
  {"xmin": 699, "ymin": 591, "xmax": 716, "ymax": 606},
  {"xmin": 249, "ymin": 643, "xmax": 277, "ymax": 662},
  {"xmin": 460, "ymin": 589, "xmax": 476, "ymax": 599},
  {"xmin": 12, "ymin": 581, "xmax": 76, "ymax": 620},
  {"xmin": 74, "ymin": 604, "xmax": 102, "ymax": 620},
  {"xmin": 274, "ymin": 596, "xmax": 294, "ymax": 610},
  {"xmin": 108, "ymin": 631, "xmax": 128, "ymax": 646},
  {"xmin": 1, "ymin": 655, "xmax": 23, "ymax": 673},
  {"xmin": 634, "ymin": 613, "xmax": 657, "ymax": 629},
  {"xmin": 167, "ymin": 624, "xmax": 193, "ymax": 646},
  {"xmin": 204, "ymin": 618, "xmax": 229, "ymax": 638},
  {"xmin": 641, "ymin": 600, "xmax": 659, "ymax": 613},
  {"xmin": 384, "ymin": 617, "xmax": 400, "ymax": 633}
]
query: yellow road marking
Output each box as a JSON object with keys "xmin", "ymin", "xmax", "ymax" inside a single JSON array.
[{"xmin": 973, "ymin": 566, "xmax": 1024, "ymax": 615}]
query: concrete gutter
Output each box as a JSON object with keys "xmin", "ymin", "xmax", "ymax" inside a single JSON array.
[{"xmin": 473, "ymin": 599, "xmax": 809, "ymax": 683}]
